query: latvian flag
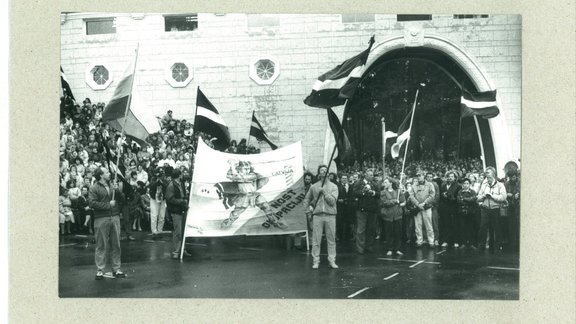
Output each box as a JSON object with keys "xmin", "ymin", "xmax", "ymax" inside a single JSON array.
[
  {"xmin": 194, "ymin": 87, "xmax": 231, "ymax": 151},
  {"xmin": 250, "ymin": 112, "xmax": 278, "ymax": 150},
  {"xmin": 102, "ymin": 57, "xmax": 161, "ymax": 147},
  {"xmin": 304, "ymin": 36, "xmax": 375, "ymax": 109},
  {"xmin": 460, "ymin": 89, "xmax": 500, "ymax": 119},
  {"xmin": 327, "ymin": 107, "xmax": 353, "ymax": 164},
  {"xmin": 60, "ymin": 66, "xmax": 75, "ymax": 101},
  {"xmin": 390, "ymin": 109, "xmax": 412, "ymax": 159}
]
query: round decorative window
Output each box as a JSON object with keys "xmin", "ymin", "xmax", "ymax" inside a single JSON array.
[
  {"xmin": 249, "ymin": 57, "xmax": 280, "ymax": 85},
  {"xmin": 255, "ymin": 59, "xmax": 275, "ymax": 80},
  {"xmin": 91, "ymin": 65, "xmax": 109, "ymax": 85},
  {"xmin": 85, "ymin": 62, "xmax": 113, "ymax": 90},
  {"xmin": 171, "ymin": 63, "xmax": 189, "ymax": 82},
  {"xmin": 165, "ymin": 61, "xmax": 193, "ymax": 88}
]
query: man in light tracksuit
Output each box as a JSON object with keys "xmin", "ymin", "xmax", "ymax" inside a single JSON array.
[
  {"xmin": 409, "ymin": 171, "xmax": 436, "ymax": 247},
  {"xmin": 303, "ymin": 165, "xmax": 339, "ymax": 270}
]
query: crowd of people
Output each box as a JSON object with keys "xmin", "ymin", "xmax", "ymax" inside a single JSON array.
[
  {"xmin": 59, "ymin": 97, "xmax": 520, "ymax": 275},
  {"xmin": 59, "ymin": 98, "xmax": 262, "ymax": 239},
  {"xmin": 306, "ymin": 157, "xmax": 521, "ymax": 262}
]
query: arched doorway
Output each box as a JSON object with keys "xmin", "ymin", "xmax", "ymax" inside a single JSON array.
[{"xmin": 333, "ymin": 34, "xmax": 513, "ymax": 177}]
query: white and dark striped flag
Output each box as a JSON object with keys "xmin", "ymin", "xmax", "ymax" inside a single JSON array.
[
  {"xmin": 460, "ymin": 89, "xmax": 499, "ymax": 119},
  {"xmin": 60, "ymin": 66, "xmax": 75, "ymax": 101},
  {"xmin": 304, "ymin": 36, "xmax": 375, "ymax": 108},
  {"xmin": 194, "ymin": 87, "xmax": 231, "ymax": 151},
  {"xmin": 390, "ymin": 109, "xmax": 413, "ymax": 159},
  {"xmin": 250, "ymin": 112, "xmax": 278, "ymax": 150}
]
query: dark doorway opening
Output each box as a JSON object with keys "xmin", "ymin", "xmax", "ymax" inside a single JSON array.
[{"xmin": 342, "ymin": 47, "xmax": 495, "ymax": 174}]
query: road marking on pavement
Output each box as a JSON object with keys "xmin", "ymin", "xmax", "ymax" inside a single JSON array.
[
  {"xmin": 378, "ymin": 257, "xmax": 418, "ymax": 263},
  {"xmin": 59, "ymin": 243, "xmax": 76, "ymax": 247},
  {"xmin": 383, "ymin": 272, "xmax": 399, "ymax": 280},
  {"xmin": 378, "ymin": 258, "xmax": 440, "ymax": 266},
  {"xmin": 409, "ymin": 260, "xmax": 426, "ymax": 268},
  {"xmin": 436, "ymin": 250, "xmax": 446, "ymax": 255},
  {"xmin": 186, "ymin": 243, "xmax": 208, "ymax": 247},
  {"xmin": 239, "ymin": 247, "xmax": 264, "ymax": 251},
  {"xmin": 347, "ymin": 287, "xmax": 370, "ymax": 298},
  {"xmin": 487, "ymin": 266, "xmax": 519, "ymax": 271}
]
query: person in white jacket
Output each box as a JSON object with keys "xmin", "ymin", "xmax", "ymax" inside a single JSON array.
[{"xmin": 476, "ymin": 167, "xmax": 507, "ymax": 252}]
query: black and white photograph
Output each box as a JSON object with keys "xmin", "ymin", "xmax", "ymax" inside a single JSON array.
[{"xmin": 57, "ymin": 12, "xmax": 523, "ymax": 299}]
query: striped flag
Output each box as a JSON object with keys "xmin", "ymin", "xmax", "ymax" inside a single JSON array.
[
  {"xmin": 304, "ymin": 36, "xmax": 375, "ymax": 108},
  {"xmin": 460, "ymin": 89, "xmax": 499, "ymax": 119},
  {"xmin": 102, "ymin": 55, "xmax": 161, "ymax": 147},
  {"xmin": 60, "ymin": 66, "xmax": 75, "ymax": 101},
  {"xmin": 391, "ymin": 109, "xmax": 413, "ymax": 159},
  {"xmin": 194, "ymin": 87, "xmax": 231, "ymax": 151},
  {"xmin": 250, "ymin": 112, "xmax": 278, "ymax": 150},
  {"xmin": 327, "ymin": 108, "xmax": 353, "ymax": 164}
]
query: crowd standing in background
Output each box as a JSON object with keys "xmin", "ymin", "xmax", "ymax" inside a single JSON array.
[{"xmin": 60, "ymin": 98, "xmax": 521, "ymax": 276}]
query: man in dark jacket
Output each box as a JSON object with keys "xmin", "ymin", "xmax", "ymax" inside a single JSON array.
[
  {"xmin": 439, "ymin": 171, "xmax": 461, "ymax": 248},
  {"xmin": 165, "ymin": 168, "xmax": 191, "ymax": 259},
  {"xmin": 353, "ymin": 170, "xmax": 380, "ymax": 254},
  {"xmin": 89, "ymin": 167, "xmax": 126, "ymax": 280},
  {"xmin": 336, "ymin": 174, "xmax": 353, "ymax": 241}
]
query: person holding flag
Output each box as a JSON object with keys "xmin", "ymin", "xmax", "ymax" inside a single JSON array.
[
  {"xmin": 89, "ymin": 167, "xmax": 126, "ymax": 280},
  {"xmin": 303, "ymin": 165, "xmax": 340, "ymax": 269}
]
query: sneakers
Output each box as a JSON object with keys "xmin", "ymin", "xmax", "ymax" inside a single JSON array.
[
  {"xmin": 312, "ymin": 263, "xmax": 319, "ymax": 269},
  {"xmin": 329, "ymin": 262, "xmax": 339, "ymax": 269},
  {"xmin": 434, "ymin": 240, "xmax": 439, "ymax": 246},
  {"xmin": 113, "ymin": 270, "xmax": 126, "ymax": 278},
  {"xmin": 454, "ymin": 243, "xmax": 460, "ymax": 248},
  {"xmin": 441, "ymin": 242, "xmax": 448, "ymax": 247},
  {"xmin": 396, "ymin": 250, "xmax": 404, "ymax": 256},
  {"xmin": 386, "ymin": 250, "xmax": 393, "ymax": 256},
  {"xmin": 95, "ymin": 270, "xmax": 104, "ymax": 280}
]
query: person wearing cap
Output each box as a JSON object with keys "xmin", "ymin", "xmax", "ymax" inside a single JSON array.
[
  {"xmin": 476, "ymin": 167, "xmax": 507, "ymax": 253},
  {"xmin": 165, "ymin": 168, "xmax": 192, "ymax": 259},
  {"xmin": 88, "ymin": 167, "xmax": 126, "ymax": 280},
  {"xmin": 409, "ymin": 171, "xmax": 436, "ymax": 247},
  {"xmin": 303, "ymin": 165, "xmax": 339, "ymax": 269}
]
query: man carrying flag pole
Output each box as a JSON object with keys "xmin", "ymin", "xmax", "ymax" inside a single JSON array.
[{"xmin": 303, "ymin": 36, "xmax": 376, "ymax": 226}]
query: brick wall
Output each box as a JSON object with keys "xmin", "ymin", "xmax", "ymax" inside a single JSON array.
[{"xmin": 60, "ymin": 13, "xmax": 521, "ymax": 167}]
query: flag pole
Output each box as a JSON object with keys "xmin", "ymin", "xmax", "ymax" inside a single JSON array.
[
  {"xmin": 381, "ymin": 117, "xmax": 386, "ymax": 177},
  {"xmin": 473, "ymin": 115, "xmax": 487, "ymax": 171},
  {"xmin": 457, "ymin": 115, "xmax": 463, "ymax": 159},
  {"xmin": 397, "ymin": 88, "xmax": 419, "ymax": 200},
  {"xmin": 112, "ymin": 43, "xmax": 140, "ymax": 199}
]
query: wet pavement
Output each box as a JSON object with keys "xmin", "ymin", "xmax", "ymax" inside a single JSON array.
[{"xmin": 59, "ymin": 233, "xmax": 519, "ymax": 299}]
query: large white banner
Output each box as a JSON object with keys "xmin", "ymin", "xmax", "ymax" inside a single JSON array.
[{"xmin": 184, "ymin": 139, "xmax": 307, "ymax": 237}]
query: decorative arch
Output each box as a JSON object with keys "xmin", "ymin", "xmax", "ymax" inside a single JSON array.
[{"xmin": 338, "ymin": 32, "xmax": 513, "ymax": 176}]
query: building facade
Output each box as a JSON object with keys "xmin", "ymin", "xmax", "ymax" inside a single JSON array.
[{"xmin": 60, "ymin": 13, "xmax": 521, "ymax": 172}]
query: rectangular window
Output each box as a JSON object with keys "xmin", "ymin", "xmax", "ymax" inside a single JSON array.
[
  {"xmin": 454, "ymin": 15, "xmax": 489, "ymax": 19},
  {"xmin": 341, "ymin": 14, "xmax": 375, "ymax": 23},
  {"xmin": 247, "ymin": 14, "xmax": 280, "ymax": 28},
  {"xmin": 397, "ymin": 15, "xmax": 432, "ymax": 22},
  {"xmin": 85, "ymin": 18, "xmax": 116, "ymax": 35},
  {"xmin": 164, "ymin": 14, "xmax": 198, "ymax": 32}
]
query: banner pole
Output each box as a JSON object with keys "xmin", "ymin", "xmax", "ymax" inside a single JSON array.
[
  {"xmin": 397, "ymin": 89, "xmax": 419, "ymax": 201},
  {"xmin": 305, "ymin": 231, "xmax": 310, "ymax": 251},
  {"xmin": 381, "ymin": 117, "xmax": 386, "ymax": 177},
  {"xmin": 473, "ymin": 115, "xmax": 487, "ymax": 171},
  {"xmin": 112, "ymin": 43, "xmax": 140, "ymax": 200}
]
